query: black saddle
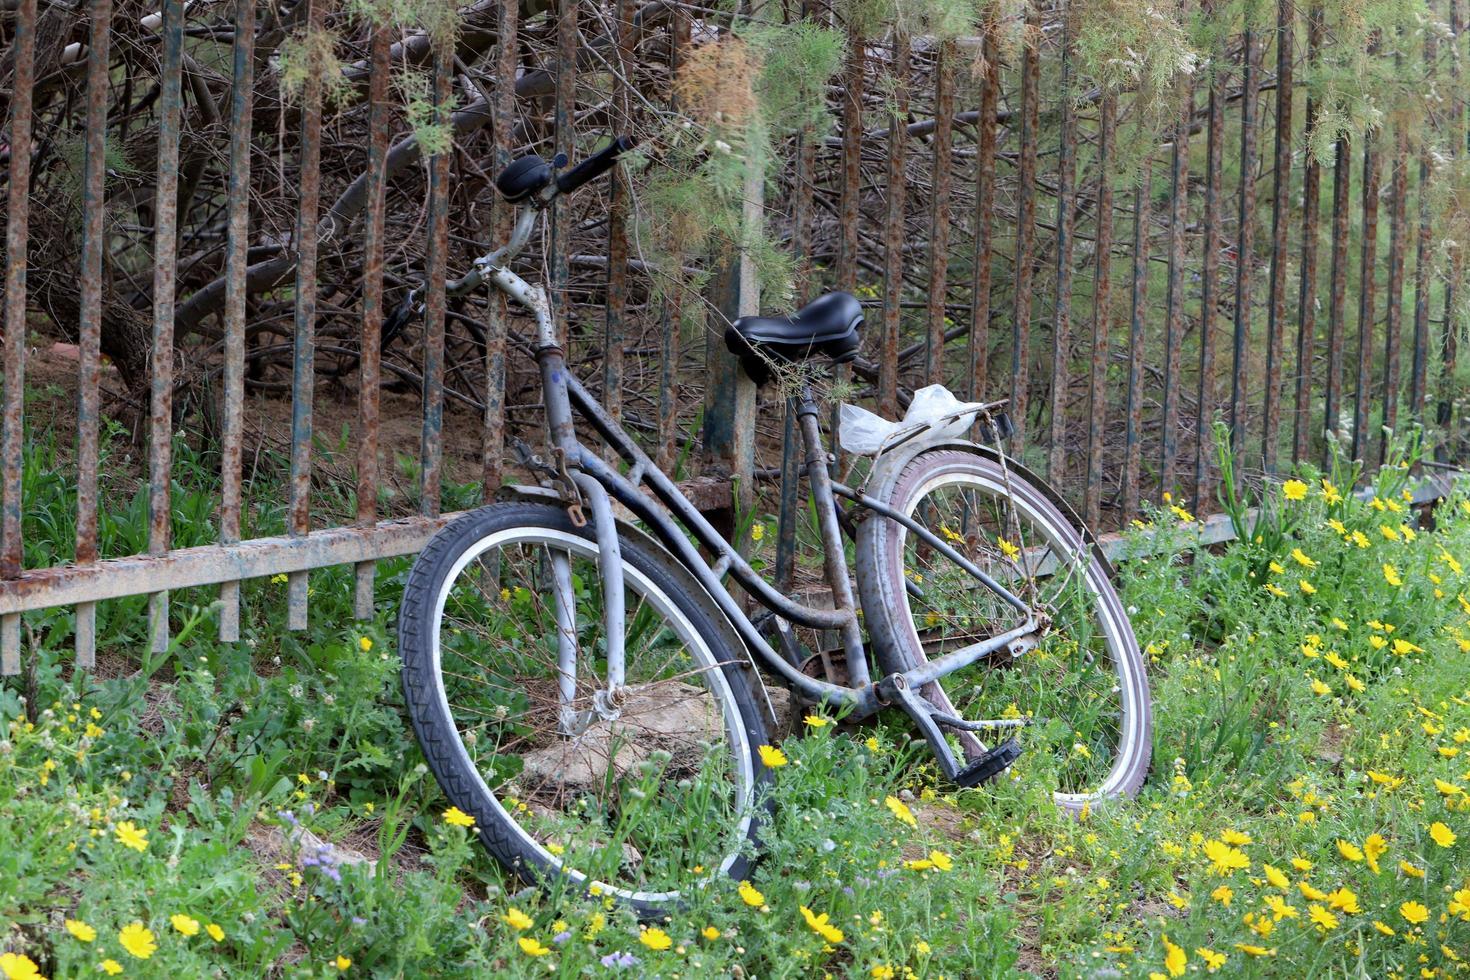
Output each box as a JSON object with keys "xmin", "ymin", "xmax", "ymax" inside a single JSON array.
[{"xmin": 724, "ymin": 291, "xmax": 864, "ymax": 385}]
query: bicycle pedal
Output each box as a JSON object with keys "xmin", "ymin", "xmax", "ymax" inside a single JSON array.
[{"xmin": 953, "ymin": 738, "xmax": 1022, "ymax": 788}]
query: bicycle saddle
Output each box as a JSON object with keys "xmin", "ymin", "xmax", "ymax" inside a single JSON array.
[{"xmin": 724, "ymin": 291, "xmax": 864, "ymax": 385}]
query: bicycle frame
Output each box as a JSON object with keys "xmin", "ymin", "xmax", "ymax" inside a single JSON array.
[{"xmin": 477, "ymin": 204, "xmax": 1043, "ymax": 738}]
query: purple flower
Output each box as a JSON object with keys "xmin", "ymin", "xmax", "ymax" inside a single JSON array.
[
  {"xmin": 600, "ymin": 952, "xmax": 640, "ymax": 969},
  {"xmin": 351, "ymin": 917, "xmax": 367, "ymax": 926},
  {"xmin": 278, "ymin": 809, "xmax": 298, "ymax": 827}
]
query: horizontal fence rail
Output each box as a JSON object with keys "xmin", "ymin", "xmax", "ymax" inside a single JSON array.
[{"xmin": 0, "ymin": 0, "xmax": 1467, "ymax": 674}]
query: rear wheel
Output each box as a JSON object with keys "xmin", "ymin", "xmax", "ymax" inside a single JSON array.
[
  {"xmin": 398, "ymin": 503, "xmax": 770, "ymax": 914},
  {"xmin": 857, "ymin": 450, "xmax": 1151, "ymax": 808}
]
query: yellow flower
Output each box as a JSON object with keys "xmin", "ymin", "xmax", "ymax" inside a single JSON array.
[
  {"xmin": 1363, "ymin": 833, "xmax": 1387, "ymax": 873},
  {"xmin": 1262, "ymin": 864, "xmax": 1290, "ymax": 889},
  {"xmin": 64, "ymin": 919, "xmax": 97, "ymax": 942},
  {"xmin": 1310, "ymin": 678, "xmax": 1331, "ymax": 696},
  {"xmin": 442, "ymin": 806, "xmax": 475, "ymax": 828},
  {"xmin": 1298, "ymin": 579, "xmax": 1316, "ymax": 595},
  {"xmin": 206, "ymin": 923, "xmax": 225, "ymax": 942},
  {"xmin": 502, "ymin": 907, "xmax": 533, "ymax": 931},
  {"xmin": 118, "ymin": 922, "xmax": 157, "ymax": 960},
  {"xmin": 1336, "ymin": 839, "xmax": 1364, "ymax": 862},
  {"xmin": 1194, "ymin": 947, "xmax": 1226, "ymax": 972},
  {"xmin": 1399, "ymin": 900, "xmax": 1429, "ymax": 925},
  {"xmin": 100, "ymin": 961, "xmax": 123, "ymax": 976},
  {"xmin": 1326, "ymin": 887, "xmax": 1360, "ymax": 914},
  {"xmin": 1298, "ymin": 880, "xmax": 1328, "ymax": 901},
  {"xmin": 1210, "ymin": 884, "xmax": 1233, "ymax": 907},
  {"xmin": 1382, "ymin": 564, "xmax": 1403, "ymax": 587},
  {"xmin": 1265, "ymin": 583, "xmax": 1288, "ymax": 598},
  {"xmin": 114, "ymin": 821, "xmax": 149, "ymax": 853},
  {"xmin": 803, "ymin": 715, "xmax": 828, "ymax": 728},
  {"xmin": 1282, "ymin": 480, "xmax": 1308, "ymax": 501},
  {"xmin": 358, "ymin": 636, "xmax": 372, "ymax": 652},
  {"xmin": 1321, "ymin": 479, "xmax": 1343, "ymax": 504},
  {"xmin": 1264, "ymin": 895, "xmax": 1298, "ymax": 921},
  {"xmin": 758, "ymin": 745, "xmax": 789, "ymax": 768},
  {"xmin": 1203, "ymin": 839, "xmax": 1249, "ymax": 874},
  {"xmin": 1391, "ymin": 638, "xmax": 1423, "ymax": 655},
  {"xmin": 1435, "ymin": 778, "xmax": 1463, "ymax": 796},
  {"xmin": 1449, "ymin": 887, "xmax": 1470, "ymax": 921},
  {"xmin": 1307, "ymin": 905, "xmax": 1338, "ymax": 931},
  {"xmin": 1291, "ymin": 548, "xmax": 1317, "ymax": 568},
  {"xmin": 1162, "ymin": 935, "xmax": 1187, "ymax": 977},
  {"xmin": 1344, "ymin": 674, "xmax": 1365, "ymax": 693},
  {"xmin": 1351, "ymin": 530, "xmax": 1370, "ymax": 548},
  {"xmin": 884, "ymin": 796, "xmax": 918, "ymax": 830},
  {"xmin": 1428, "ymin": 821, "xmax": 1457, "ymax": 847},
  {"xmin": 518, "ymin": 937, "xmax": 551, "ymax": 957},
  {"xmin": 749, "ymin": 523, "xmax": 765, "ymax": 542},
  {"xmin": 738, "ymin": 880, "xmax": 765, "ymax": 908},
  {"xmin": 997, "ymin": 537, "xmax": 1020, "ymax": 560},
  {"xmin": 0, "ymin": 953, "xmax": 42, "ymax": 980},
  {"xmin": 800, "ymin": 905, "xmax": 845, "ymax": 944},
  {"xmin": 170, "ymin": 913, "xmax": 200, "ymax": 937},
  {"xmin": 865, "ymin": 736, "xmax": 881, "ymax": 752},
  {"xmin": 334, "ymin": 955, "xmax": 351, "ymax": 971},
  {"xmin": 1234, "ymin": 944, "xmax": 1275, "ymax": 957},
  {"xmin": 702, "ymin": 926, "xmax": 721, "ymax": 941},
  {"xmin": 639, "ymin": 927, "xmax": 673, "ymax": 951},
  {"xmin": 1372, "ymin": 920, "xmax": 1396, "ymax": 936},
  {"xmin": 1398, "ymin": 860, "xmax": 1425, "ymax": 879},
  {"xmin": 1220, "ymin": 828, "xmax": 1251, "ymax": 845},
  {"xmin": 1380, "ymin": 524, "xmax": 1400, "ymax": 541}
]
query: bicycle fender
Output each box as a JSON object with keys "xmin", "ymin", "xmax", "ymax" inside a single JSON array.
[{"xmin": 861, "ymin": 437, "xmax": 1120, "ymax": 582}]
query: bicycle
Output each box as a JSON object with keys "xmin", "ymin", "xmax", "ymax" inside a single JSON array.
[{"xmin": 395, "ymin": 136, "xmax": 1152, "ymax": 915}]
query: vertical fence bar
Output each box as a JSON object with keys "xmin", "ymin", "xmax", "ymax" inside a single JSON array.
[
  {"xmin": 1193, "ymin": 51, "xmax": 1225, "ymax": 512},
  {"xmin": 1011, "ymin": 5, "xmax": 1041, "ymax": 449},
  {"xmin": 287, "ymin": 0, "xmax": 325, "ymax": 631},
  {"xmin": 879, "ymin": 30, "xmax": 909, "ymax": 419},
  {"xmin": 832, "ymin": 13, "xmax": 863, "ymax": 470},
  {"xmin": 419, "ymin": 35, "xmax": 452, "ymax": 520},
  {"xmin": 1293, "ymin": 2, "xmax": 1324, "ymax": 462},
  {"xmin": 1048, "ymin": 4, "xmax": 1076, "ymax": 484},
  {"xmin": 483, "ymin": 1, "xmax": 517, "ymax": 495},
  {"xmin": 1229, "ymin": 30, "xmax": 1260, "ymax": 455},
  {"xmin": 925, "ymin": 39, "xmax": 955, "ymax": 387},
  {"xmin": 657, "ymin": 10, "xmax": 689, "ymax": 474},
  {"xmin": 1084, "ymin": 92, "xmax": 1115, "ymax": 529},
  {"xmin": 604, "ymin": 0, "xmax": 634, "ymax": 434},
  {"xmin": 1352, "ymin": 133, "xmax": 1380, "ymax": 462},
  {"xmin": 1410, "ymin": 132, "xmax": 1433, "ymax": 428},
  {"xmin": 1381, "ymin": 112, "xmax": 1409, "ymax": 464},
  {"xmin": 355, "ymin": 20, "xmax": 390, "ymax": 620},
  {"xmin": 1324, "ymin": 135, "xmax": 1351, "ymax": 456},
  {"xmin": 1440, "ymin": 0, "xmax": 1464, "ymax": 457},
  {"xmin": 0, "ymin": 0, "xmax": 36, "ymax": 673},
  {"xmin": 1122, "ymin": 155, "xmax": 1152, "ymax": 524},
  {"xmin": 218, "ymin": 0, "xmax": 253, "ymax": 641},
  {"xmin": 968, "ymin": 27, "xmax": 998, "ymax": 405},
  {"xmin": 551, "ymin": 0, "xmax": 577, "ymax": 319},
  {"xmin": 147, "ymin": 0, "xmax": 186, "ymax": 653},
  {"xmin": 74, "ymin": 0, "xmax": 113, "ymax": 667},
  {"xmin": 1160, "ymin": 69, "xmax": 1192, "ymax": 496},
  {"xmin": 1262, "ymin": 0, "xmax": 1294, "ymax": 473}
]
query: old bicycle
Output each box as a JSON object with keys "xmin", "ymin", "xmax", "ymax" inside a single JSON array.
[{"xmin": 395, "ymin": 137, "xmax": 1152, "ymax": 914}]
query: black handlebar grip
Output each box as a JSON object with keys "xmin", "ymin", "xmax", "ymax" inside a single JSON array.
[{"xmin": 555, "ymin": 135, "xmax": 636, "ymax": 195}]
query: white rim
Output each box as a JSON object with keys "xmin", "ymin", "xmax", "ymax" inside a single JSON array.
[
  {"xmin": 898, "ymin": 468, "xmax": 1147, "ymax": 805},
  {"xmin": 427, "ymin": 525, "xmax": 757, "ymax": 905}
]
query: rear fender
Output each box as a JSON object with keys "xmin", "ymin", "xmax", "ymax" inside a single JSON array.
[{"xmin": 859, "ymin": 438, "xmax": 1119, "ymax": 581}]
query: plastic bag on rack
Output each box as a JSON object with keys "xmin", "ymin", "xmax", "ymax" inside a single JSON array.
[{"xmin": 837, "ymin": 384, "xmax": 988, "ymax": 456}]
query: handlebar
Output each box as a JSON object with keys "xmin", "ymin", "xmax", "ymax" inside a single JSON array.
[{"xmin": 555, "ymin": 135, "xmax": 636, "ymax": 195}]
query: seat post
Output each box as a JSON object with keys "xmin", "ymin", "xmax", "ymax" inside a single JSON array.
[{"xmin": 794, "ymin": 385, "xmax": 870, "ymax": 688}]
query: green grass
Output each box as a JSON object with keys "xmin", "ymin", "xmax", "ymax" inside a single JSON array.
[{"xmin": 2, "ymin": 424, "xmax": 1469, "ymax": 978}]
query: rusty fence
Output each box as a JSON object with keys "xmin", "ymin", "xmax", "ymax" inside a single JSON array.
[{"xmin": 0, "ymin": 0, "xmax": 1467, "ymax": 675}]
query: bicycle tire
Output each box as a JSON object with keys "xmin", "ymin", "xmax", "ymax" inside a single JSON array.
[
  {"xmin": 398, "ymin": 502, "xmax": 772, "ymax": 914},
  {"xmin": 856, "ymin": 449, "xmax": 1151, "ymax": 807}
]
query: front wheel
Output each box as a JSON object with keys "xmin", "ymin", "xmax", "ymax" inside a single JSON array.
[
  {"xmin": 856, "ymin": 449, "xmax": 1151, "ymax": 808},
  {"xmin": 398, "ymin": 503, "xmax": 771, "ymax": 914}
]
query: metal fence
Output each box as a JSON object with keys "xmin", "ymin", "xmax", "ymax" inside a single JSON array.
[{"xmin": 0, "ymin": 0, "xmax": 1466, "ymax": 676}]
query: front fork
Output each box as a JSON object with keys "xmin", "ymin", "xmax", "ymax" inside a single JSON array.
[{"xmin": 532, "ymin": 295, "xmax": 629, "ymax": 735}]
